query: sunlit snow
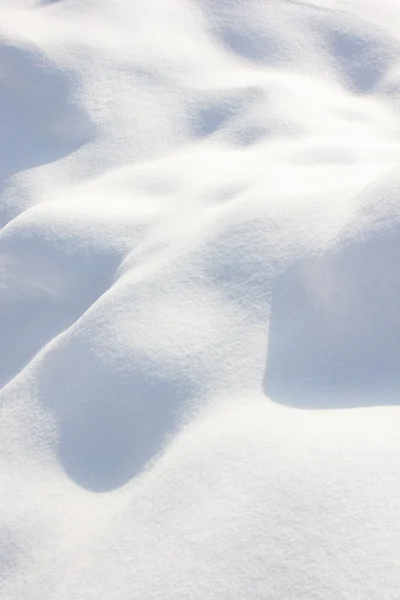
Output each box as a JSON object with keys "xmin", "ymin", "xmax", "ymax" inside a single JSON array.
[{"xmin": 1, "ymin": 1, "xmax": 400, "ymax": 598}]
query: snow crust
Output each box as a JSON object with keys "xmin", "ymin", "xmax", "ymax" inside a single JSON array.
[{"xmin": 1, "ymin": 1, "xmax": 400, "ymax": 598}]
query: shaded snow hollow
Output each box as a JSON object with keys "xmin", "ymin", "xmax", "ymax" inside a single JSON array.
[{"xmin": 1, "ymin": 1, "xmax": 400, "ymax": 599}]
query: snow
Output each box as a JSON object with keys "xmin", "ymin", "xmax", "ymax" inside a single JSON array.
[{"xmin": 1, "ymin": 0, "xmax": 400, "ymax": 598}]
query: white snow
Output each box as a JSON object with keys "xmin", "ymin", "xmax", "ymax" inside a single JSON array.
[{"xmin": 1, "ymin": 0, "xmax": 400, "ymax": 598}]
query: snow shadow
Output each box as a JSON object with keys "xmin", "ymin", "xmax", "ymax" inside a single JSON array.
[
  {"xmin": 197, "ymin": 1, "xmax": 285, "ymax": 66},
  {"xmin": 328, "ymin": 27, "xmax": 391, "ymax": 93},
  {"xmin": 217, "ymin": 26, "xmax": 282, "ymax": 65},
  {"xmin": 0, "ymin": 44, "xmax": 92, "ymax": 224},
  {"xmin": 0, "ymin": 234, "xmax": 120, "ymax": 387},
  {"xmin": 37, "ymin": 335, "xmax": 192, "ymax": 492},
  {"xmin": 264, "ymin": 224, "xmax": 400, "ymax": 408},
  {"xmin": 191, "ymin": 86, "xmax": 274, "ymax": 146}
]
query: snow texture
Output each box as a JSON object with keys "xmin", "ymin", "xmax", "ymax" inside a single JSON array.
[{"xmin": 1, "ymin": 0, "xmax": 400, "ymax": 598}]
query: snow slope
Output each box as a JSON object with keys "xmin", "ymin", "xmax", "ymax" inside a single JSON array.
[{"xmin": 1, "ymin": 0, "xmax": 400, "ymax": 598}]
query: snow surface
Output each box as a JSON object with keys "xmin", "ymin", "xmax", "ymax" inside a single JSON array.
[{"xmin": 1, "ymin": 0, "xmax": 400, "ymax": 598}]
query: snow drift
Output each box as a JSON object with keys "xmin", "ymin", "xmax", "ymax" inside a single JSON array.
[{"xmin": 1, "ymin": 1, "xmax": 400, "ymax": 599}]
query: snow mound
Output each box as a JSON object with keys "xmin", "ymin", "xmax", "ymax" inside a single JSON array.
[{"xmin": 266, "ymin": 169, "xmax": 400, "ymax": 407}]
